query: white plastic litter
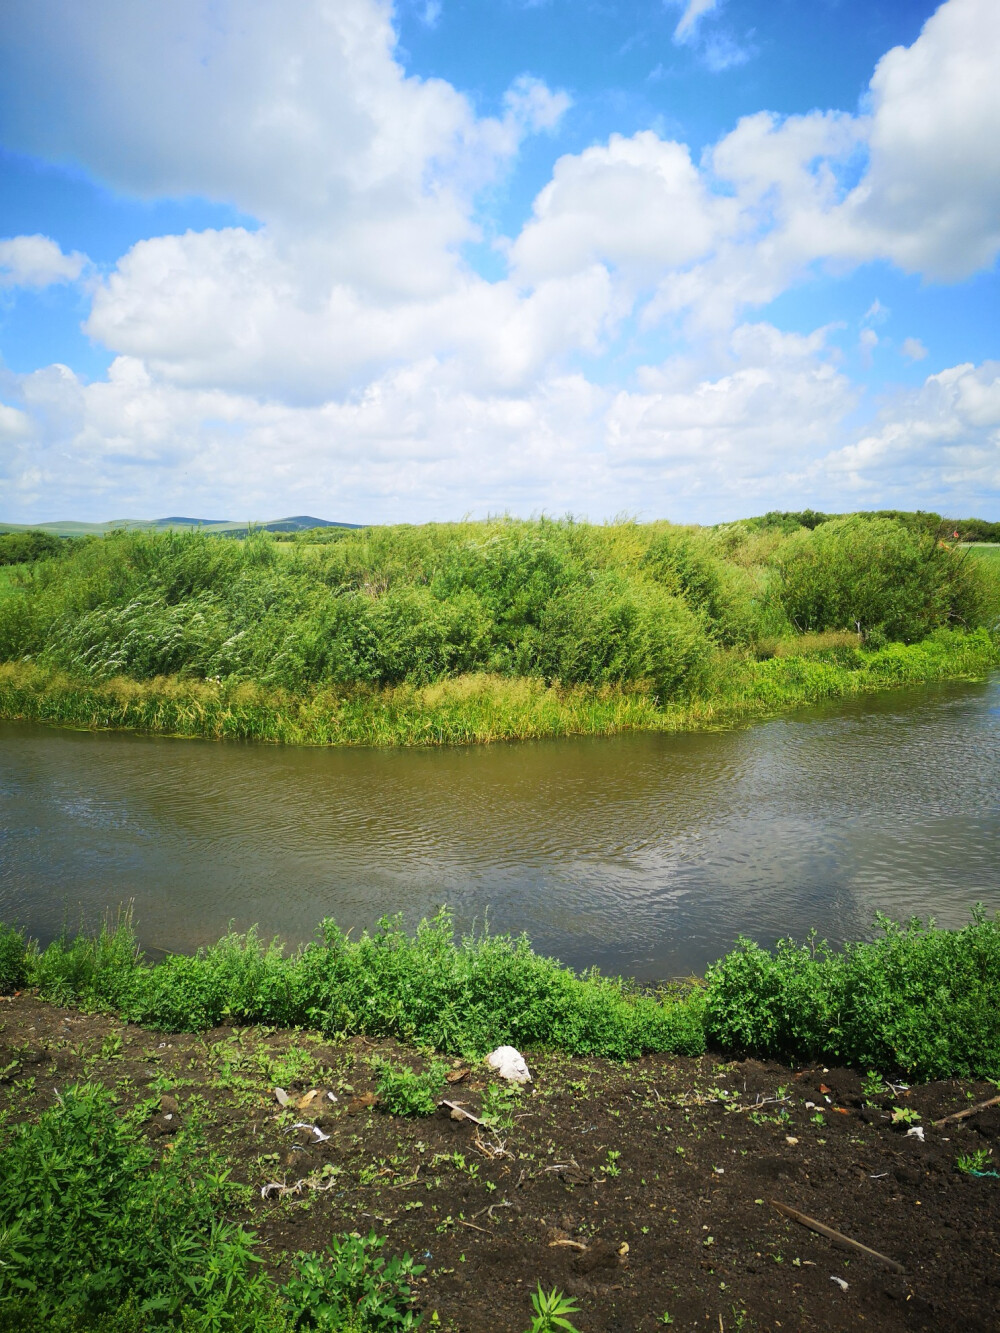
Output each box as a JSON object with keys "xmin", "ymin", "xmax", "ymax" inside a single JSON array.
[
  {"xmin": 273, "ymin": 1087, "xmax": 290, "ymax": 1107},
  {"xmin": 327, "ymin": 1091, "xmax": 338, "ymax": 1103},
  {"xmin": 285, "ymin": 1122, "xmax": 331, "ymax": 1143},
  {"xmin": 486, "ymin": 1046, "xmax": 532, "ymax": 1084},
  {"xmin": 830, "ymin": 1277, "xmax": 849, "ymax": 1292},
  {"xmin": 905, "ymin": 1125, "xmax": 925, "ymax": 1142}
]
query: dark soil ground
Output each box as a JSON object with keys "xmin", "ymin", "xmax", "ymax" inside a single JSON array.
[{"xmin": 2, "ymin": 994, "xmax": 999, "ymax": 1332}]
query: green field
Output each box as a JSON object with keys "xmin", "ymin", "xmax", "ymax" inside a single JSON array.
[{"xmin": 964, "ymin": 542, "xmax": 1000, "ymax": 562}]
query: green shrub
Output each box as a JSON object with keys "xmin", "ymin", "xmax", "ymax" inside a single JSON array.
[
  {"xmin": 0, "ymin": 1085, "xmax": 270, "ymax": 1325},
  {"xmin": 705, "ymin": 908, "xmax": 1000, "ymax": 1080},
  {"xmin": 0, "ymin": 923, "xmax": 27, "ymax": 993},
  {"xmin": 0, "ymin": 531, "xmax": 64, "ymax": 566},
  {"xmin": 0, "ymin": 1085, "xmax": 424, "ymax": 1331},
  {"xmin": 282, "ymin": 1233, "xmax": 424, "ymax": 1331},
  {"xmin": 373, "ymin": 1058, "xmax": 448, "ymax": 1117},
  {"xmin": 7, "ymin": 905, "xmax": 1000, "ymax": 1080},
  {"xmin": 774, "ymin": 515, "xmax": 977, "ymax": 641}
]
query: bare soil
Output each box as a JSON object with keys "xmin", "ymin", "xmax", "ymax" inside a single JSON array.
[{"xmin": 2, "ymin": 994, "xmax": 999, "ymax": 1332}]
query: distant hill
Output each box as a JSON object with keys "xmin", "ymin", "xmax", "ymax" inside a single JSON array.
[{"xmin": 0, "ymin": 515, "xmax": 361, "ymax": 537}]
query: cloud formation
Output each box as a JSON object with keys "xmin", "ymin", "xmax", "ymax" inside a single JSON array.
[
  {"xmin": 0, "ymin": 234, "xmax": 86, "ymax": 288},
  {"xmin": 0, "ymin": 0, "xmax": 997, "ymax": 521}
]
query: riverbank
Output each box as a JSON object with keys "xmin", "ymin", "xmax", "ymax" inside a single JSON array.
[
  {"xmin": 1, "ymin": 994, "xmax": 998, "ymax": 1332},
  {"xmin": 0, "ymin": 629, "xmax": 996, "ymax": 746}
]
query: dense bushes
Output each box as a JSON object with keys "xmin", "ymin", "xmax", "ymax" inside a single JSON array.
[
  {"xmin": 0, "ymin": 517, "xmax": 995, "ymax": 705},
  {"xmin": 704, "ymin": 908, "xmax": 1000, "ymax": 1079},
  {"xmin": 774, "ymin": 515, "xmax": 991, "ymax": 641},
  {"xmin": 3, "ymin": 907, "xmax": 999, "ymax": 1080},
  {"xmin": 0, "ymin": 1085, "xmax": 423, "ymax": 1330},
  {"xmin": 0, "ymin": 530, "xmax": 65, "ymax": 566}
]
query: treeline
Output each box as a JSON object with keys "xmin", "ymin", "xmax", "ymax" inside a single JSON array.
[
  {"xmin": 742, "ymin": 509, "xmax": 1000, "ymax": 542},
  {"xmin": 0, "ymin": 529, "xmax": 67, "ymax": 565},
  {"xmin": 0, "ymin": 516, "xmax": 996, "ymax": 704}
]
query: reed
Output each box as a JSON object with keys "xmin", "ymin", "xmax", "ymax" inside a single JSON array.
[{"xmin": 0, "ymin": 628, "xmax": 996, "ymax": 746}]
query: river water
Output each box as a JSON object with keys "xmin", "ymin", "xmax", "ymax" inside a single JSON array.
[{"xmin": 1, "ymin": 674, "xmax": 998, "ymax": 980}]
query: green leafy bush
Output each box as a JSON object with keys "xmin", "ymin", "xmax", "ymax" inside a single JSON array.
[
  {"xmin": 705, "ymin": 908, "xmax": 1000, "ymax": 1080},
  {"xmin": 9, "ymin": 905, "xmax": 1000, "ymax": 1079},
  {"xmin": 0, "ymin": 1086, "xmax": 425, "ymax": 1331},
  {"xmin": 0, "ymin": 1085, "xmax": 271, "ymax": 1326},
  {"xmin": 373, "ymin": 1058, "xmax": 448, "ymax": 1117},
  {"xmin": 0, "ymin": 531, "xmax": 65, "ymax": 566},
  {"xmin": 282, "ymin": 1232, "xmax": 424, "ymax": 1330},
  {"xmin": 0, "ymin": 923, "xmax": 27, "ymax": 992}
]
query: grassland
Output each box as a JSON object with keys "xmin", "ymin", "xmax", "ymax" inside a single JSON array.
[{"xmin": 0, "ymin": 514, "xmax": 997, "ymax": 746}]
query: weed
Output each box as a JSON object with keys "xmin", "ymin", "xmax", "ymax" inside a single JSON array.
[
  {"xmin": 526, "ymin": 1284, "xmax": 581, "ymax": 1333},
  {"xmin": 956, "ymin": 1148, "xmax": 994, "ymax": 1175},
  {"xmin": 481, "ymin": 1082, "xmax": 522, "ymax": 1132},
  {"xmin": 374, "ymin": 1058, "xmax": 448, "ymax": 1118},
  {"xmin": 890, "ymin": 1106, "xmax": 921, "ymax": 1126},
  {"xmin": 282, "ymin": 1232, "xmax": 424, "ymax": 1331}
]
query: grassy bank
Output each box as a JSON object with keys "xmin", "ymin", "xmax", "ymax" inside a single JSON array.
[
  {"xmin": 2, "ymin": 911, "xmax": 999, "ymax": 1330},
  {"xmin": 0, "ymin": 515, "xmax": 997, "ymax": 746},
  {"xmin": 1, "ymin": 627, "xmax": 997, "ymax": 745},
  {"xmin": 3, "ymin": 907, "xmax": 999, "ymax": 1082}
]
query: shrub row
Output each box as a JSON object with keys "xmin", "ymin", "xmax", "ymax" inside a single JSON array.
[
  {"xmin": 1, "ymin": 517, "xmax": 996, "ymax": 704},
  {"xmin": 2, "ymin": 908, "xmax": 999, "ymax": 1081}
]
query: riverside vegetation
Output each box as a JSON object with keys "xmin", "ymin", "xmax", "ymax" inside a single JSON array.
[
  {"xmin": 0, "ymin": 512, "xmax": 998, "ymax": 745},
  {"xmin": 1, "ymin": 909, "xmax": 1000, "ymax": 1331}
]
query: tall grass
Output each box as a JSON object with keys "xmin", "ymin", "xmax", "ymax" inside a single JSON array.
[
  {"xmin": 0, "ymin": 516, "xmax": 995, "ymax": 745},
  {"xmin": 0, "ymin": 628, "xmax": 996, "ymax": 746},
  {"xmin": 2, "ymin": 907, "xmax": 999, "ymax": 1081}
]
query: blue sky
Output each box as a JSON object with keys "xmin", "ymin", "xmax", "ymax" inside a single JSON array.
[{"xmin": 0, "ymin": 0, "xmax": 997, "ymax": 523}]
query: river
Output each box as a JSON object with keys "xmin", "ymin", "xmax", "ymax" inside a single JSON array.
[{"xmin": 1, "ymin": 673, "xmax": 998, "ymax": 980}]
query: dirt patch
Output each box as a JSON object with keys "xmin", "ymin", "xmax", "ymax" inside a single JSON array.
[{"xmin": 2, "ymin": 994, "xmax": 999, "ymax": 1331}]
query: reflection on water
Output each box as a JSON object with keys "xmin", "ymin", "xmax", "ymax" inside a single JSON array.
[{"xmin": 1, "ymin": 673, "xmax": 998, "ymax": 979}]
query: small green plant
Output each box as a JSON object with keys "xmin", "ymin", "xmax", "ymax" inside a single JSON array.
[
  {"xmin": 890, "ymin": 1105, "xmax": 921, "ymax": 1126},
  {"xmin": 955, "ymin": 1148, "xmax": 994, "ymax": 1175},
  {"xmin": 862, "ymin": 1070, "xmax": 885, "ymax": 1101},
  {"xmin": 374, "ymin": 1058, "xmax": 447, "ymax": 1118},
  {"xmin": 526, "ymin": 1284, "xmax": 581, "ymax": 1333},
  {"xmin": 481, "ymin": 1081, "xmax": 522, "ymax": 1131},
  {"xmin": 603, "ymin": 1149, "xmax": 622, "ymax": 1177},
  {"xmin": 282, "ymin": 1232, "xmax": 425, "ymax": 1331}
]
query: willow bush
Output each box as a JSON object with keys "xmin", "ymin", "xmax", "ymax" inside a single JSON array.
[{"xmin": 1, "ymin": 517, "xmax": 995, "ymax": 714}]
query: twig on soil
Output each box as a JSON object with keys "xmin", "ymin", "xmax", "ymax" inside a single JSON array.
[
  {"xmin": 458, "ymin": 1219, "xmax": 488, "ymax": 1233},
  {"xmin": 549, "ymin": 1239, "xmax": 588, "ymax": 1251},
  {"xmin": 769, "ymin": 1200, "xmax": 905, "ymax": 1273},
  {"xmin": 439, "ymin": 1098, "xmax": 485, "ymax": 1126},
  {"xmin": 472, "ymin": 1199, "xmax": 513, "ymax": 1220},
  {"xmin": 931, "ymin": 1094, "xmax": 1000, "ymax": 1128}
]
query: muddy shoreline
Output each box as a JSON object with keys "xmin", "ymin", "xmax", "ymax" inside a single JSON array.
[{"xmin": 2, "ymin": 994, "xmax": 998, "ymax": 1331}]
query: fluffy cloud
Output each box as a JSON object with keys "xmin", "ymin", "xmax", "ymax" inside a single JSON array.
[
  {"xmin": 0, "ymin": 234, "xmax": 86, "ymax": 288},
  {"xmin": 820, "ymin": 362, "xmax": 1000, "ymax": 505},
  {"xmin": 848, "ymin": 0, "xmax": 1000, "ymax": 278},
  {"xmin": 510, "ymin": 133, "xmax": 731, "ymax": 286},
  {"xmin": 0, "ymin": 0, "xmax": 997, "ymax": 522}
]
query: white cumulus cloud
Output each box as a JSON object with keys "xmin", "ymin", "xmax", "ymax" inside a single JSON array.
[{"xmin": 0, "ymin": 235, "xmax": 86, "ymax": 288}]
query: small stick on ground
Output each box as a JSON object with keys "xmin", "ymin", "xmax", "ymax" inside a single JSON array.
[
  {"xmin": 769, "ymin": 1200, "xmax": 905, "ymax": 1273},
  {"xmin": 438, "ymin": 1098, "xmax": 485, "ymax": 1126},
  {"xmin": 458, "ymin": 1219, "xmax": 488, "ymax": 1233},
  {"xmin": 548, "ymin": 1239, "xmax": 588, "ymax": 1251},
  {"xmin": 932, "ymin": 1094, "xmax": 1000, "ymax": 1128}
]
